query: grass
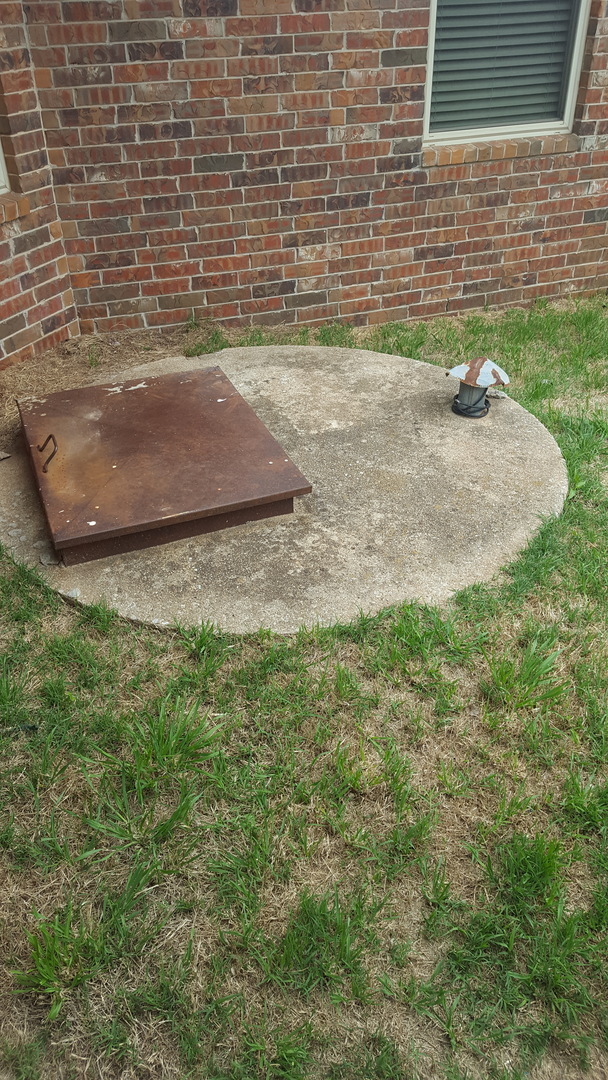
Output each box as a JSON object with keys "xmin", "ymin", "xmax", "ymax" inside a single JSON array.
[
  {"xmin": 1, "ymin": 296, "xmax": 608, "ymax": 1078},
  {"xmin": 253, "ymin": 887, "xmax": 386, "ymax": 1000}
]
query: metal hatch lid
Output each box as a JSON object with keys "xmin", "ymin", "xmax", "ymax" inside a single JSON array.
[{"xmin": 18, "ymin": 366, "xmax": 312, "ymax": 553}]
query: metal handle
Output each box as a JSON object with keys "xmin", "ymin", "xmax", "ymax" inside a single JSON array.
[{"xmin": 37, "ymin": 434, "xmax": 58, "ymax": 473}]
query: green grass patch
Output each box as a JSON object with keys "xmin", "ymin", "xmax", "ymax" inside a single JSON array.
[{"xmin": 254, "ymin": 887, "xmax": 386, "ymax": 1001}]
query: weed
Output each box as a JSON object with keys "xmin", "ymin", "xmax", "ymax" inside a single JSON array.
[
  {"xmin": 124, "ymin": 695, "xmax": 223, "ymax": 780},
  {"xmin": 480, "ymin": 636, "xmax": 567, "ymax": 710},
  {"xmin": 485, "ymin": 833, "xmax": 566, "ymax": 913},
  {"xmin": 0, "ymin": 656, "xmax": 28, "ymax": 728},
  {"xmin": 518, "ymin": 712, "xmax": 563, "ymax": 766},
  {"xmin": 0, "ymin": 809, "xmax": 71, "ymax": 870},
  {"xmin": 0, "ymin": 1035, "xmax": 47, "ymax": 1080},
  {"xmin": 436, "ymin": 761, "xmax": 472, "ymax": 797},
  {"xmin": 327, "ymin": 1033, "xmax": 411, "ymax": 1079},
  {"xmin": 348, "ymin": 815, "xmax": 434, "ymax": 880},
  {"xmin": 334, "ymin": 662, "xmax": 362, "ymax": 701},
  {"xmin": 184, "ymin": 327, "xmax": 230, "ymax": 356},
  {"xmin": 207, "ymin": 813, "xmax": 288, "ymax": 917},
  {"xmin": 207, "ymin": 1023, "xmax": 312, "ymax": 1079},
  {"xmin": 422, "ymin": 859, "xmax": 466, "ymax": 936},
  {"xmin": 375, "ymin": 737, "xmax": 414, "ymax": 820},
  {"xmin": 84, "ymin": 771, "xmax": 200, "ymax": 859},
  {"xmin": 490, "ymin": 784, "xmax": 535, "ymax": 831},
  {"xmin": 77, "ymin": 599, "xmax": 118, "ymax": 632},
  {"xmin": 87, "ymin": 341, "xmax": 100, "ymax": 367},
  {"xmin": 91, "ymin": 1018, "xmax": 138, "ymax": 1068},
  {"xmin": 45, "ymin": 633, "xmax": 107, "ymax": 691},
  {"xmin": 177, "ymin": 617, "xmax": 229, "ymax": 679},
  {"xmin": 255, "ymin": 887, "xmax": 385, "ymax": 1000},
  {"xmin": 381, "ymin": 603, "xmax": 487, "ymax": 664},
  {"xmin": 38, "ymin": 673, "xmax": 74, "ymax": 717},
  {"xmin": 15, "ymin": 861, "xmax": 160, "ymax": 1018},
  {"xmin": 411, "ymin": 665, "xmax": 462, "ymax": 718},
  {"xmin": 561, "ymin": 771, "xmax": 608, "ymax": 834},
  {"xmin": 313, "ymin": 608, "xmax": 388, "ymax": 644},
  {"xmin": 315, "ymin": 743, "xmax": 366, "ymax": 812},
  {"xmin": 317, "ymin": 322, "xmax": 355, "ymax": 348},
  {"xmin": 15, "ymin": 902, "xmax": 104, "ymax": 1018}
]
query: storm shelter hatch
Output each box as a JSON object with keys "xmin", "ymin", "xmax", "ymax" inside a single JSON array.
[{"xmin": 18, "ymin": 366, "xmax": 312, "ymax": 565}]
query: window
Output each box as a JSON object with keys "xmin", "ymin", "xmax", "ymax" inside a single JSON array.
[
  {"xmin": 423, "ymin": 0, "xmax": 592, "ymax": 143},
  {"xmin": 0, "ymin": 143, "xmax": 9, "ymax": 195},
  {"xmin": 0, "ymin": 144, "xmax": 9, "ymax": 195}
]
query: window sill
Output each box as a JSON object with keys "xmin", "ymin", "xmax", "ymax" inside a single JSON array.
[
  {"xmin": 422, "ymin": 133, "xmax": 580, "ymax": 168},
  {"xmin": 0, "ymin": 192, "xmax": 31, "ymax": 226}
]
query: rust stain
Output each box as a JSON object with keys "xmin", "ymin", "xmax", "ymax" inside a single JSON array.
[
  {"xmin": 18, "ymin": 366, "xmax": 312, "ymax": 563},
  {"xmin": 447, "ymin": 357, "xmax": 509, "ymax": 388}
]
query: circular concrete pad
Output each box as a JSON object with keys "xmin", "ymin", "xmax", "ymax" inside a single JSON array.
[{"xmin": 0, "ymin": 347, "xmax": 568, "ymax": 633}]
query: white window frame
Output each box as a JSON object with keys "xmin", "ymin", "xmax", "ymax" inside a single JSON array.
[
  {"xmin": 0, "ymin": 140, "xmax": 9, "ymax": 195},
  {"xmin": 423, "ymin": 0, "xmax": 593, "ymax": 145}
]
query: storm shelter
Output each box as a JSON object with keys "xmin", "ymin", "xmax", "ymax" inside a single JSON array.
[{"xmin": 17, "ymin": 366, "xmax": 312, "ymax": 566}]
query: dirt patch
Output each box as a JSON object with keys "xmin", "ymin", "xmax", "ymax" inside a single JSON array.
[
  {"xmin": 0, "ymin": 330, "xmax": 190, "ymax": 453},
  {"xmin": 0, "ymin": 322, "xmax": 373, "ymax": 453}
]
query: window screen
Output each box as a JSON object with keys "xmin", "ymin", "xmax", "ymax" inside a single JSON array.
[{"xmin": 429, "ymin": 0, "xmax": 580, "ymax": 133}]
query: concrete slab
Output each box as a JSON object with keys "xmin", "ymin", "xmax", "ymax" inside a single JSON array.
[{"xmin": 0, "ymin": 347, "xmax": 568, "ymax": 634}]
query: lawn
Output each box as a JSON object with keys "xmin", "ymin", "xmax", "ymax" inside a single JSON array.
[{"xmin": 1, "ymin": 297, "xmax": 608, "ymax": 1079}]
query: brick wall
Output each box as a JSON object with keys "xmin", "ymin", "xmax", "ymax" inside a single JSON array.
[
  {"xmin": 0, "ymin": 0, "xmax": 607, "ymax": 364},
  {"xmin": 0, "ymin": 1, "xmax": 78, "ymax": 369}
]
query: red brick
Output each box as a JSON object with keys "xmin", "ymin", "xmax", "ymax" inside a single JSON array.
[
  {"xmin": 225, "ymin": 16, "xmax": 279, "ymax": 36},
  {"xmin": 145, "ymin": 307, "xmax": 190, "ymax": 326},
  {"xmin": 114, "ymin": 62, "xmax": 169, "ymax": 83}
]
